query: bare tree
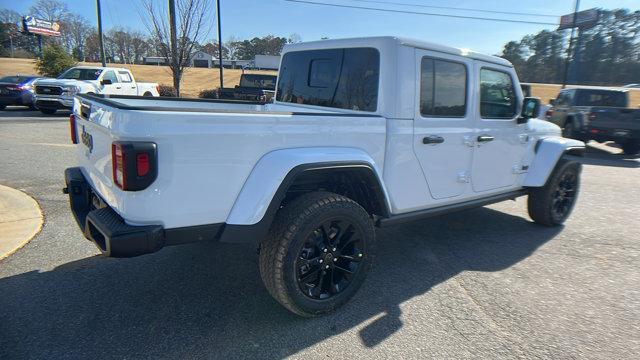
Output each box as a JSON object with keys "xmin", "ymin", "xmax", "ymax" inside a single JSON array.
[
  {"xmin": 224, "ymin": 35, "xmax": 241, "ymax": 59},
  {"xmin": 141, "ymin": 0, "xmax": 211, "ymax": 96},
  {"xmin": 28, "ymin": 0, "xmax": 69, "ymax": 22},
  {"xmin": 61, "ymin": 14, "xmax": 91, "ymax": 59}
]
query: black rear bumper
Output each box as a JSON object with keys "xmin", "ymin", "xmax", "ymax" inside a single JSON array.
[{"xmin": 64, "ymin": 167, "xmax": 223, "ymax": 257}]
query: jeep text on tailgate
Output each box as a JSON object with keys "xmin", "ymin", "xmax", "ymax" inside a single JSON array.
[{"xmin": 63, "ymin": 37, "xmax": 585, "ymax": 317}]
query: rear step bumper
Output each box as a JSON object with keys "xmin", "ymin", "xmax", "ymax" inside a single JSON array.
[{"xmin": 63, "ymin": 167, "xmax": 223, "ymax": 257}]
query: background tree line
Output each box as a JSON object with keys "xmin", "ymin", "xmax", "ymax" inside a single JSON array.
[
  {"xmin": 0, "ymin": 0, "xmax": 299, "ymax": 64},
  {"xmin": 500, "ymin": 9, "xmax": 639, "ymax": 86}
]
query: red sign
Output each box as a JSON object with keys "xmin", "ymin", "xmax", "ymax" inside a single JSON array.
[{"xmin": 558, "ymin": 9, "xmax": 599, "ymax": 30}]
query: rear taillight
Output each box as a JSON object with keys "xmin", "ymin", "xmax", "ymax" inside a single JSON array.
[
  {"xmin": 111, "ymin": 141, "xmax": 157, "ymax": 191},
  {"xmin": 70, "ymin": 114, "xmax": 78, "ymax": 144},
  {"xmin": 588, "ymin": 112, "xmax": 597, "ymax": 121},
  {"xmin": 545, "ymin": 109, "xmax": 554, "ymax": 119},
  {"xmin": 112, "ymin": 143, "xmax": 126, "ymax": 189}
]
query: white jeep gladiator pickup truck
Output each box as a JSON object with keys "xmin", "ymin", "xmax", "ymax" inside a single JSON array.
[
  {"xmin": 63, "ymin": 37, "xmax": 585, "ymax": 316},
  {"xmin": 33, "ymin": 66, "xmax": 159, "ymax": 115}
]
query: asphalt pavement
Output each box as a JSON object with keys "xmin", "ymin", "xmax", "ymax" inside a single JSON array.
[{"xmin": 0, "ymin": 106, "xmax": 638, "ymax": 359}]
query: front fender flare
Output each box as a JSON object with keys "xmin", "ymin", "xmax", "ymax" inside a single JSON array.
[{"xmin": 523, "ymin": 136, "xmax": 585, "ymax": 187}]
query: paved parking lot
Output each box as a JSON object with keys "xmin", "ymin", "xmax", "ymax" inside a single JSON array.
[{"xmin": 0, "ymin": 107, "xmax": 638, "ymax": 359}]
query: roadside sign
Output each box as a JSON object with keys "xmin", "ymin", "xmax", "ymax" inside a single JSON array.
[
  {"xmin": 558, "ymin": 8, "xmax": 599, "ymax": 30},
  {"xmin": 21, "ymin": 16, "xmax": 61, "ymax": 37}
]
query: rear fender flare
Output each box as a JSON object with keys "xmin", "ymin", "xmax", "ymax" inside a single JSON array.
[
  {"xmin": 220, "ymin": 147, "xmax": 390, "ymax": 244},
  {"xmin": 523, "ymin": 136, "xmax": 585, "ymax": 187},
  {"xmin": 226, "ymin": 147, "xmax": 389, "ymax": 225}
]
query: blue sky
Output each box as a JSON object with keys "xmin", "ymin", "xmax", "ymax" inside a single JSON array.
[{"xmin": 3, "ymin": 0, "xmax": 639, "ymax": 54}]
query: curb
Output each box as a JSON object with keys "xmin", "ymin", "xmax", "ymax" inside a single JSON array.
[{"xmin": 0, "ymin": 184, "xmax": 44, "ymax": 261}]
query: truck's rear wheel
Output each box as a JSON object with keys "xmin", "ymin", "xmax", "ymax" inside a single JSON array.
[
  {"xmin": 528, "ymin": 159, "xmax": 581, "ymax": 226},
  {"xmin": 621, "ymin": 141, "xmax": 639, "ymax": 155},
  {"xmin": 259, "ymin": 191, "xmax": 375, "ymax": 317}
]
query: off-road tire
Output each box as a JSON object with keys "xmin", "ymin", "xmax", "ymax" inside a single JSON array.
[
  {"xmin": 528, "ymin": 158, "xmax": 581, "ymax": 226},
  {"xmin": 259, "ymin": 191, "xmax": 375, "ymax": 317},
  {"xmin": 562, "ymin": 120, "xmax": 575, "ymax": 139},
  {"xmin": 621, "ymin": 141, "xmax": 640, "ymax": 156},
  {"xmin": 40, "ymin": 108, "xmax": 56, "ymax": 115}
]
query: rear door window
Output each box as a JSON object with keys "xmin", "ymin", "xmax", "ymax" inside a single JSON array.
[
  {"xmin": 276, "ymin": 47, "xmax": 379, "ymax": 112},
  {"xmin": 103, "ymin": 71, "xmax": 119, "ymax": 83},
  {"xmin": 118, "ymin": 71, "xmax": 133, "ymax": 83},
  {"xmin": 575, "ymin": 90, "xmax": 626, "ymax": 107},
  {"xmin": 420, "ymin": 57, "xmax": 467, "ymax": 117}
]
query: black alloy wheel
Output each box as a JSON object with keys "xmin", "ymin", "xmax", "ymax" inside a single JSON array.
[
  {"xmin": 550, "ymin": 171, "xmax": 578, "ymax": 222},
  {"xmin": 296, "ymin": 219, "xmax": 364, "ymax": 300}
]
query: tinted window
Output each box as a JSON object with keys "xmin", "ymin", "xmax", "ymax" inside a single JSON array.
[
  {"xmin": 420, "ymin": 58, "xmax": 467, "ymax": 117},
  {"xmin": 58, "ymin": 68, "xmax": 103, "ymax": 80},
  {"xmin": 103, "ymin": 71, "xmax": 119, "ymax": 83},
  {"xmin": 239, "ymin": 74, "xmax": 277, "ymax": 90},
  {"xmin": 276, "ymin": 47, "xmax": 379, "ymax": 111},
  {"xmin": 575, "ymin": 90, "xmax": 626, "ymax": 107},
  {"xmin": 480, "ymin": 68, "xmax": 517, "ymax": 118}
]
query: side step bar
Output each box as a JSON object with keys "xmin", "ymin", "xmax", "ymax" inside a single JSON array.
[{"xmin": 377, "ymin": 190, "xmax": 528, "ymax": 227}]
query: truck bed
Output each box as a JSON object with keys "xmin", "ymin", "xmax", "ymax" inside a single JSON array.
[{"xmin": 72, "ymin": 94, "xmax": 386, "ymax": 229}]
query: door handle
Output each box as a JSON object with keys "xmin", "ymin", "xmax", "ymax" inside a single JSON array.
[
  {"xmin": 477, "ymin": 135, "xmax": 494, "ymax": 143},
  {"xmin": 423, "ymin": 135, "xmax": 445, "ymax": 144}
]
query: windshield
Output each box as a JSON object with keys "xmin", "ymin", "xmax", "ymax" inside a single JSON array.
[
  {"xmin": 239, "ymin": 74, "xmax": 277, "ymax": 90},
  {"xmin": 58, "ymin": 68, "xmax": 103, "ymax": 80},
  {"xmin": 575, "ymin": 90, "xmax": 627, "ymax": 107},
  {"xmin": 0, "ymin": 76, "xmax": 36, "ymax": 84}
]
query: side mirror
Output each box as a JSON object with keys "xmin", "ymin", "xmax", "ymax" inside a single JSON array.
[
  {"xmin": 101, "ymin": 79, "xmax": 112, "ymax": 85},
  {"xmin": 518, "ymin": 97, "xmax": 541, "ymax": 124},
  {"xmin": 549, "ymin": 98, "xmax": 555, "ymax": 106}
]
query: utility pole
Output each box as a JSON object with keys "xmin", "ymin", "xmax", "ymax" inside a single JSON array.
[
  {"xmin": 216, "ymin": 0, "xmax": 224, "ymax": 89},
  {"xmin": 96, "ymin": 0, "xmax": 106, "ymax": 66},
  {"xmin": 168, "ymin": 0, "xmax": 179, "ymax": 94},
  {"xmin": 561, "ymin": 0, "xmax": 580, "ymax": 89}
]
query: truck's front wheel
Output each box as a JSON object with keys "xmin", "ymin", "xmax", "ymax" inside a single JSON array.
[
  {"xmin": 259, "ymin": 191, "xmax": 375, "ymax": 317},
  {"xmin": 528, "ymin": 159, "xmax": 581, "ymax": 226}
]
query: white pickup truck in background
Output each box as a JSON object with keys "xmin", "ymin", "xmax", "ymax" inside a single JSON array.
[{"xmin": 33, "ymin": 66, "xmax": 159, "ymax": 114}]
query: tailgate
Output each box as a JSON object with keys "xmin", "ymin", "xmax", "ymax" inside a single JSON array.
[
  {"xmin": 72, "ymin": 97, "xmax": 120, "ymax": 208},
  {"xmin": 590, "ymin": 107, "xmax": 640, "ymax": 130}
]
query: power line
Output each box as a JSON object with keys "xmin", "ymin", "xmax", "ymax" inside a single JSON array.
[
  {"xmin": 284, "ymin": 0, "xmax": 558, "ymax": 26},
  {"xmin": 346, "ymin": 0, "xmax": 559, "ymax": 18}
]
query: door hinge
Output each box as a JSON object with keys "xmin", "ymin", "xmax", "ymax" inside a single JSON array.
[{"xmin": 457, "ymin": 171, "xmax": 470, "ymax": 183}]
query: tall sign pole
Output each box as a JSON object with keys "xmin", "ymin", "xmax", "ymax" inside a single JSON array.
[
  {"xmin": 168, "ymin": 0, "xmax": 179, "ymax": 93},
  {"xmin": 216, "ymin": 0, "xmax": 224, "ymax": 89},
  {"xmin": 96, "ymin": 0, "xmax": 107, "ymax": 66},
  {"xmin": 561, "ymin": 0, "xmax": 580, "ymax": 89}
]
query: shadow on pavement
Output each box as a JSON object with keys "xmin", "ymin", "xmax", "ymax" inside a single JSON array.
[
  {"xmin": 0, "ymin": 106, "xmax": 70, "ymax": 120},
  {"xmin": 0, "ymin": 207, "xmax": 561, "ymax": 359},
  {"xmin": 575, "ymin": 143, "xmax": 640, "ymax": 168}
]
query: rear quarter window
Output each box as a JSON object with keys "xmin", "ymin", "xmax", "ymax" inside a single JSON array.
[{"xmin": 276, "ymin": 47, "xmax": 380, "ymax": 112}]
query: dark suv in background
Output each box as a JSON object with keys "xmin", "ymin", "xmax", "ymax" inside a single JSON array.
[{"xmin": 546, "ymin": 88, "xmax": 640, "ymax": 155}]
